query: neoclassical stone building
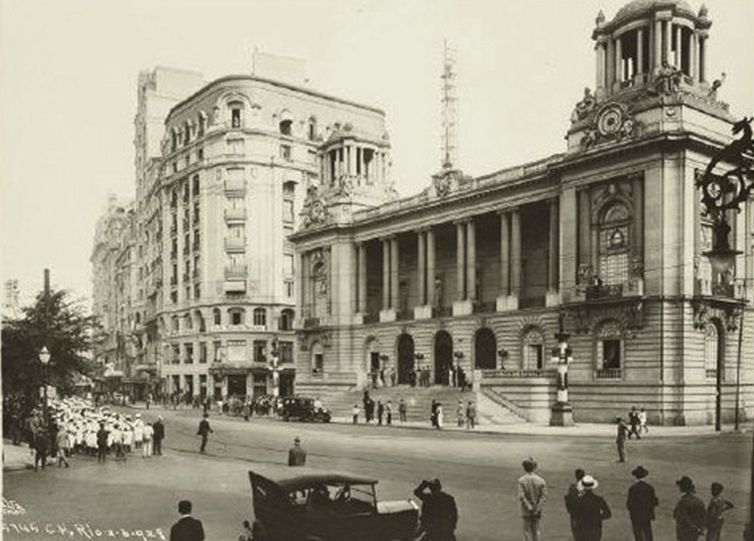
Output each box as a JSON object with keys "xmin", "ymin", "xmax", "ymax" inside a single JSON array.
[
  {"xmin": 151, "ymin": 65, "xmax": 394, "ymax": 400},
  {"xmin": 292, "ymin": 0, "xmax": 754, "ymax": 425}
]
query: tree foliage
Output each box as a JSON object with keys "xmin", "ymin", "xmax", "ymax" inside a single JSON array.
[{"xmin": 2, "ymin": 289, "xmax": 101, "ymax": 402}]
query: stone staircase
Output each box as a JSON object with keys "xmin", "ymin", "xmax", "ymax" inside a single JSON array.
[{"xmin": 297, "ymin": 384, "xmax": 524, "ymax": 426}]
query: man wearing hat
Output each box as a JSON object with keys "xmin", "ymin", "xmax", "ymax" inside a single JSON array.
[
  {"xmin": 153, "ymin": 416, "xmax": 165, "ymax": 456},
  {"xmin": 197, "ymin": 413, "xmax": 213, "ymax": 454},
  {"xmin": 413, "ymin": 478, "xmax": 458, "ymax": 541},
  {"xmin": 615, "ymin": 417, "xmax": 629, "ymax": 463},
  {"xmin": 564, "ymin": 468, "xmax": 586, "ymax": 540},
  {"xmin": 288, "ymin": 436, "xmax": 306, "ymax": 467},
  {"xmin": 573, "ymin": 475, "xmax": 611, "ymax": 541},
  {"xmin": 627, "ymin": 466, "xmax": 658, "ymax": 541},
  {"xmin": 518, "ymin": 457, "xmax": 547, "ymax": 541},
  {"xmin": 673, "ymin": 476, "xmax": 706, "ymax": 541}
]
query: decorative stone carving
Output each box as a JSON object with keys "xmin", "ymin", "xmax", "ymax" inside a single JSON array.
[
  {"xmin": 571, "ymin": 87, "xmax": 596, "ymax": 123},
  {"xmin": 581, "ymin": 102, "xmax": 641, "ymax": 150},
  {"xmin": 648, "ymin": 62, "xmax": 683, "ymax": 97},
  {"xmin": 707, "ymin": 72, "xmax": 726, "ymax": 100},
  {"xmin": 331, "ymin": 175, "xmax": 354, "ymax": 201},
  {"xmin": 300, "ymin": 185, "xmax": 332, "ymax": 229}
]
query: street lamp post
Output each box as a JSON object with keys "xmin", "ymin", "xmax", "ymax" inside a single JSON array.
[
  {"xmin": 38, "ymin": 346, "xmax": 51, "ymax": 430},
  {"xmin": 550, "ymin": 312, "xmax": 575, "ymax": 426},
  {"xmin": 270, "ymin": 338, "xmax": 280, "ymax": 398}
]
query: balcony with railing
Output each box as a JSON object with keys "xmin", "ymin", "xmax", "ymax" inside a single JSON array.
[
  {"xmin": 224, "ymin": 208, "xmax": 247, "ymax": 221},
  {"xmin": 224, "ymin": 265, "xmax": 248, "ymax": 280},
  {"xmin": 595, "ymin": 367, "xmax": 622, "ymax": 379},
  {"xmin": 224, "ymin": 237, "xmax": 246, "ymax": 251}
]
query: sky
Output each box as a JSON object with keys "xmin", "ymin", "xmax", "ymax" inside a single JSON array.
[{"xmin": 1, "ymin": 0, "xmax": 753, "ymax": 308}]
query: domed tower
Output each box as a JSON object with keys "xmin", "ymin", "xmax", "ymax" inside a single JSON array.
[{"xmin": 567, "ymin": 0, "xmax": 731, "ymax": 153}]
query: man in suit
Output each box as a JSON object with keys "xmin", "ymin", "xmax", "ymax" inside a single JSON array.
[
  {"xmin": 288, "ymin": 436, "xmax": 306, "ymax": 466},
  {"xmin": 673, "ymin": 476, "xmax": 706, "ymax": 541},
  {"xmin": 573, "ymin": 475, "xmax": 612, "ymax": 541},
  {"xmin": 518, "ymin": 457, "xmax": 548, "ymax": 541},
  {"xmin": 152, "ymin": 416, "xmax": 165, "ymax": 456},
  {"xmin": 413, "ymin": 478, "xmax": 458, "ymax": 541},
  {"xmin": 170, "ymin": 500, "xmax": 204, "ymax": 541},
  {"xmin": 197, "ymin": 414, "xmax": 213, "ymax": 454},
  {"xmin": 627, "ymin": 465, "xmax": 658, "ymax": 541},
  {"xmin": 564, "ymin": 468, "xmax": 586, "ymax": 540},
  {"xmin": 616, "ymin": 417, "xmax": 629, "ymax": 463}
]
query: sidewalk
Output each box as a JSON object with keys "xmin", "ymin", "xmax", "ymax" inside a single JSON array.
[{"xmin": 2, "ymin": 440, "xmax": 33, "ymax": 472}]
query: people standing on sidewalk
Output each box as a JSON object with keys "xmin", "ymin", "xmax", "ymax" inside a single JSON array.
[
  {"xmin": 456, "ymin": 399, "xmax": 465, "ymax": 427},
  {"xmin": 377, "ymin": 400, "xmax": 384, "ymax": 426},
  {"xmin": 673, "ymin": 476, "xmax": 706, "ymax": 541},
  {"xmin": 55, "ymin": 426, "xmax": 70, "ymax": 468},
  {"xmin": 430, "ymin": 400, "xmax": 439, "ymax": 428},
  {"xmin": 197, "ymin": 413, "xmax": 213, "ymax": 454},
  {"xmin": 564, "ymin": 468, "xmax": 585, "ymax": 540},
  {"xmin": 705, "ymin": 482, "xmax": 734, "ymax": 541},
  {"xmin": 385, "ymin": 400, "xmax": 393, "ymax": 425},
  {"xmin": 435, "ymin": 403, "xmax": 444, "ymax": 429},
  {"xmin": 627, "ymin": 465, "xmax": 658, "ymax": 541},
  {"xmin": 142, "ymin": 422, "xmax": 153, "ymax": 458},
  {"xmin": 466, "ymin": 401, "xmax": 477, "ymax": 429},
  {"xmin": 616, "ymin": 417, "xmax": 629, "ymax": 463},
  {"xmin": 413, "ymin": 479, "xmax": 458, "ymax": 541},
  {"xmin": 572, "ymin": 475, "xmax": 611, "ymax": 541},
  {"xmin": 399, "ymin": 399, "xmax": 407, "ymax": 423},
  {"xmin": 152, "ymin": 416, "xmax": 165, "ymax": 456},
  {"xmin": 518, "ymin": 457, "xmax": 547, "ymax": 541},
  {"xmin": 288, "ymin": 436, "xmax": 306, "ymax": 467}
]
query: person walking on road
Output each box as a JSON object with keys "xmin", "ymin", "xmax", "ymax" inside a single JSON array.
[
  {"xmin": 638, "ymin": 407, "xmax": 648, "ymax": 434},
  {"xmin": 169, "ymin": 500, "xmax": 205, "ymax": 541},
  {"xmin": 152, "ymin": 416, "xmax": 165, "ymax": 456},
  {"xmin": 573, "ymin": 475, "xmax": 611, "ymax": 541},
  {"xmin": 565, "ymin": 468, "xmax": 585, "ymax": 540},
  {"xmin": 616, "ymin": 417, "xmax": 629, "ymax": 463},
  {"xmin": 288, "ymin": 436, "xmax": 306, "ymax": 466},
  {"xmin": 197, "ymin": 413, "xmax": 213, "ymax": 454},
  {"xmin": 413, "ymin": 478, "xmax": 458, "ymax": 541},
  {"xmin": 628, "ymin": 407, "xmax": 642, "ymax": 439},
  {"xmin": 627, "ymin": 465, "xmax": 658, "ymax": 541},
  {"xmin": 705, "ymin": 482, "xmax": 734, "ymax": 541},
  {"xmin": 673, "ymin": 476, "xmax": 706, "ymax": 541},
  {"xmin": 518, "ymin": 457, "xmax": 547, "ymax": 541}
]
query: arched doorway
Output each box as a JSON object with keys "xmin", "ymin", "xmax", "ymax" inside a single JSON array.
[
  {"xmin": 397, "ymin": 334, "xmax": 415, "ymax": 384},
  {"xmin": 475, "ymin": 328, "xmax": 497, "ymax": 369},
  {"xmin": 434, "ymin": 331, "xmax": 453, "ymax": 385}
]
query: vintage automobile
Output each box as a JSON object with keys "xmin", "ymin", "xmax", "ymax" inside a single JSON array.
[
  {"xmin": 249, "ymin": 468, "xmax": 419, "ymax": 541},
  {"xmin": 280, "ymin": 396, "xmax": 331, "ymax": 423}
]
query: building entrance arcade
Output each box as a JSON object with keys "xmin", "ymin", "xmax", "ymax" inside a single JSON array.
[{"xmin": 397, "ymin": 333, "xmax": 415, "ymax": 384}]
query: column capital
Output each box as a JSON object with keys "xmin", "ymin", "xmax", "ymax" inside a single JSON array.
[
  {"xmin": 452, "ymin": 217, "xmax": 472, "ymax": 226},
  {"xmin": 415, "ymin": 226, "xmax": 433, "ymax": 234}
]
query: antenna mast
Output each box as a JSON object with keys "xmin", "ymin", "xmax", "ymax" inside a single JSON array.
[{"xmin": 440, "ymin": 39, "xmax": 458, "ymax": 170}]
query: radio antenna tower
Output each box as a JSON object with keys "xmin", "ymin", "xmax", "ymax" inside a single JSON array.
[{"xmin": 440, "ymin": 39, "xmax": 458, "ymax": 170}]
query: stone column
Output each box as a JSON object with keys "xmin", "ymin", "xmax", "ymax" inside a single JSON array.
[
  {"xmin": 674, "ymin": 22, "xmax": 681, "ymax": 68},
  {"xmin": 615, "ymin": 36, "xmax": 623, "ymax": 84},
  {"xmin": 510, "ymin": 208, "xmax": 521, "ymax": 298},
  {"xmin": 548, "ymin": 198, "xmax": 559, "ymax": 291},
  {"xmin": 605, "ymin": 39, "xmax": 615, "ymax": 89},
  {"xmin": 664, "ymin": 21, "xmax": 673, "ymax": 67},
  {"xmin": 456, "ymin": 221, "xmax": 466, "ymax": 300},
  {"xmin": 417, "ymin": 231, "xmax": 426, "ymax": 305},
  {"xmin": 500, "ymin": 211, "xmax": 510, "ymax": 296},
  {"xmin": 637, "ymin": 28, "xmax": 644, "ymax": 76},
  {"xmin": 690, "ymin": 31, "xmax": 697, "ymax": 81},
  {"xmin": 466, "ymin": 219, "xmax": 476, "ymax": 301},
  {"xmin": 382, "ymin": 239, "xmax": 390, "ymax": 309},
  {"xmin": 358, "ymin": 243, "xmax": 367, "ymax": 313},
  {"xmin": 699, "ymin": 35, "xmax": 707, "ymax": 83},
  {"xmin": 595, "ymin": 41, "xmax": 605, "ymax": 91},
  {"xmin": 654, "ymin": 18, "xmax": 663, "ymax": 71},
  {"xmin": 390, "ymin": 237, "xmax": 400, "ymax": 310},
  {"xmin": 426, "ymin": 228, "xmax": 436, "ymax": 306},
  {"xmin": 297, "ymin": 252, "xmax": 306, "ymax": 318}
]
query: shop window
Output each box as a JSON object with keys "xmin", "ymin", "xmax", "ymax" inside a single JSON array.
[{"xmin": 253, "ymin": 307, "xmax": 267, "ymax": 327}]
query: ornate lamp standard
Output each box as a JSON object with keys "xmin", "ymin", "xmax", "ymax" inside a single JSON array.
[
  {"xmin": 549, "ymin": 312, "xmax": 575, "ymax": 426},
  {"xmin": 269, "ymin": 338, "xmax": 280, "ymax": 398},
  {"xmin": 38, "ymin": 346, "xmax": 51, "ymax": 430},
  {"xmin": 696, "ymin": 116, "xmax": 753, "ymax": 522}
]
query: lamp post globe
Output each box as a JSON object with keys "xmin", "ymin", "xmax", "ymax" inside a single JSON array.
[{"xmin": 39, "ymin": 346, "xmax": 51, "ymax": 365}]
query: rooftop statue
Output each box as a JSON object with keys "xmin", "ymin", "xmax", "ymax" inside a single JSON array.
[
  {"xmin": 571, "ymin": 87, "xmax": 596, "ymax": 123},
  {"xmin": 650, "ymin": 61, "xmax": 682, "ymax": 97}
]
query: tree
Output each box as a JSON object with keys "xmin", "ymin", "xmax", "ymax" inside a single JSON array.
[{"xmin": 1, "ymin": 288, "xmax": 101, "ymax": 407}]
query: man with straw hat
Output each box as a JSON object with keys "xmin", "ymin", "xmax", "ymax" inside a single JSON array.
[
  {"xmin": 517, "ymin": 456, "xmax": 547, "ymax": 541},
  {"xmin": 573, "ymin": 475, "xmax": 611, "ymax": 541},
  {"xmin": 627, "ymin": 465, "xmax": 658, "ymax": 541}
]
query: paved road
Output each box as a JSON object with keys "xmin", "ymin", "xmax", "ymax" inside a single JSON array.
[{"xmin": 3, "ymin": 407, "xmax": 751, "ymax": 541}]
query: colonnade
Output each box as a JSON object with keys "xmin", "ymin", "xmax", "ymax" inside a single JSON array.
[{"xmin": 322, "ymin": 144, "xmax": 389, "ymax": 187}]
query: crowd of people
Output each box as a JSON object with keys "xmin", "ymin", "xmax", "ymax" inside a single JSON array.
[{"xmin": 10, "ymin": 396, "xmax": 166, "ymax": 470}]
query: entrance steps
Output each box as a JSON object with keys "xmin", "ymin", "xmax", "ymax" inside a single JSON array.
[{"xmin": 298, "ymin": 385, "xmax": 525, "ymax": 425}]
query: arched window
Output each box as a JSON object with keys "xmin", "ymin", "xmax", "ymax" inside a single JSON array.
[
  {"xmin": 228, "ymin": 101, "xmax": 243, "ymax": 129},
  {"xmin": 195, "ymin": 310, "xmax": 206, "ymax": 333},
  {"xmin": 197, "ymin": 112, "xmax": 207, "ymax": 137},
  {"xmin": 307, "ymin": 117, "xmax": 317, "ymax": 141},
  {"xmin": 311, "ymin": 342, "xmax": 324, "ymax": 374},
  {"xmin": 704, "ymin": 322, "xmax": 721, "ymax": 379},
  {"xmin": 171, "ymin": 315, "xmax": 179, "ymax": 332},
  {"xmin": 279, "ymin": 309, "xmax": 294, "ymax": 331},
  {"xmin": 184, "ymin": 313, "xmax": 192, "ymax": 330},
  {"xmin": 595, "ymin": 320, "xmax": 623, "ymax": 379},
  {"xmin": 279, "ymin": 110, "xmax": 293, "ymax": 136},
  {"xmin": 598, "ymin": 201, "xmax": 632, "ymax": 285},
  {"xmin": 521, "ymin": 327, "xmax": 545, "ymax": 370},
  {"xmin": 253, "ymin": 308, "xmax": 267, "ymax": 327},
  {"xmin": 212, "ymin": 308, "xmax": 221, "ymax": 326},
  {"xmin": 184, "ymin": 122, "xmax": 191, "ymax": 146},
  {"xmin": 228, "ymin": 308, "xmax": 245, "ymax": 326}
]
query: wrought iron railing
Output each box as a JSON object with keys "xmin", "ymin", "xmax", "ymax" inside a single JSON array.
[
  {"xmin": 586, "ymin": 283, "xmax": 623, "ymax": 300},
  {"xmin": 705, "ymin": 369, "xmax": 718, "ymax": 379},
  {"xmin": 595, "ymin": 368, "xmax": 622, "ymax": 379}
]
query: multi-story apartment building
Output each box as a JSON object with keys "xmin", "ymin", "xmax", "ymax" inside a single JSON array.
[
  {"xmin": 153, "ymin": 61, "xmax": 393, "ymax": 401},
  {"xmin": 292, "ymin": 0, "xmax": 754, "ymax": 425}
]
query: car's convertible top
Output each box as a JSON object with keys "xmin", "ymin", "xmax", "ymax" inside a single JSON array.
[{"xmin": 250, "ymin": 467, "xmax": 378, "ymax": 493}]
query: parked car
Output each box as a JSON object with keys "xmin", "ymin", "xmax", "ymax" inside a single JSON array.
[
  {"xmin": 281, "ymin": 397, "xmax": 331, "ymax": 423},
  {"xmin": 249, "ymin": 468, "xmax": 419, "ymax": 541}
]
